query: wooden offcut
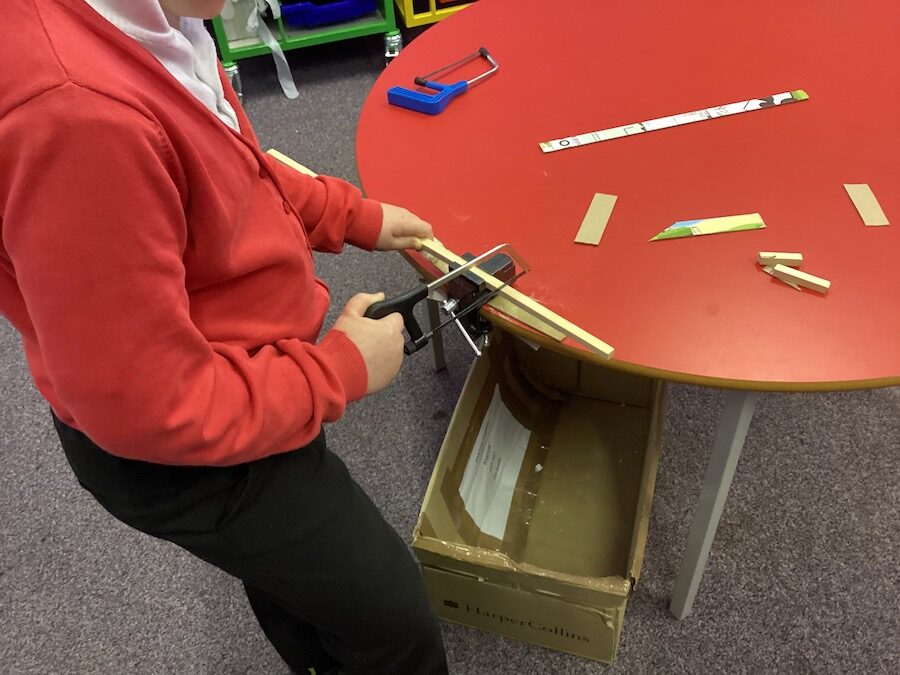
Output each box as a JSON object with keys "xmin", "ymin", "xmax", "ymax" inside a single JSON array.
[
  {"xmin": 757, "ymin": 251, "xmax": 803, "ymax": 267},
  {"xmin": 574, "ymin": 193, "xmax": 617, "ymax": 245},
  {"xmin": 844, "ymin": 184, "xmax": 889, "ymax": 226},
  {"xmin": 771, "ymin": 264, "xmax": 831, "ymax": 294}
]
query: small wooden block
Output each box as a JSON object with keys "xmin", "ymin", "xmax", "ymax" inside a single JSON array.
[
  {"xmin": 574, "ymin": 193, "xmax": 617, "ymax": 245},
  {"xmin": 771, "ymin": 264, "xmax": 831, "ymax": 294},
  {"xmin": 757, "ymin": 251, "xmax": 803, "ymax": 267},
  {"xmin": 844, "ymin": 184, "xmax": 889, "ymax": 226},
  {"xmin": 761, "ymin": 265, "xmax": 801, "ymax": 290}
]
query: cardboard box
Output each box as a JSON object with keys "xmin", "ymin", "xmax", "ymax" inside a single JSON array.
[{"xmin": 412, "ymin": 331, "xmax": 665, "ymax": 663}]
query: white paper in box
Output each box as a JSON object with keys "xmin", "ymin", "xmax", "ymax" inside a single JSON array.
[{"xmin": 458, "ymin": 385, "xmax": 530, "ymax": 540}]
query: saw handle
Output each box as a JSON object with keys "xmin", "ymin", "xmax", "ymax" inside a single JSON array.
[
  {"xmin": 364, "ymin": 284, "xmax": 429, "ymax": 355},
  {"xmin": 387, "ymin": 80, "xmax": 469, "ymax": 115}
]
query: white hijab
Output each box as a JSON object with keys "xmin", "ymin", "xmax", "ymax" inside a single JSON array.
[{"xmin": 82, "ymin": 0, "xmax": 240, "ymax": 131}]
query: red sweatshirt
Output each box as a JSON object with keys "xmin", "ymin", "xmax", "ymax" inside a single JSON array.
[{"xmin": 0, "ymin": 0, "xmax": 384, "ymax": 466}]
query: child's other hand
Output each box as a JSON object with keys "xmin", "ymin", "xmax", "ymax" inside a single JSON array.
[{"xmin": 375, "ymin": 203, "xmax": 433, "ymax": 251}]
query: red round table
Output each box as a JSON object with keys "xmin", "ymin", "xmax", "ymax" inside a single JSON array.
[
  {"xmin": 358, "ymin": 0, "xmax": 899, "ymax": 391},
  {"xmin": 356, "ymin": 0, "xmax": 899, "ymax": 617}
]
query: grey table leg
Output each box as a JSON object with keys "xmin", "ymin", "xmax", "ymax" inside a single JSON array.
[
  {"xmin": 427, "ymin": 297, "xmax": 447, "ymax": 372},
  {"xmin": 670, "ymin": 389, "xmax": 761, "ymax": 619}
]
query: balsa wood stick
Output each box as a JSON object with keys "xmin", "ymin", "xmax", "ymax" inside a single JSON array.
[
  {"xmin": 266, "ymin": 148, "xmax": 318, "ymax": 177},
  {"xmin": 418, "ymin": 238, "xmax": 615, "ymax": 359},
  {"xmin": 265, "ymin": 151, "xmax": 610, "ymax": 355}
]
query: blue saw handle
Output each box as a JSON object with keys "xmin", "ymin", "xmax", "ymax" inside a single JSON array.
[{"xmin": 387, "ymin": 80, "xmax": 469, "ymax": 115}]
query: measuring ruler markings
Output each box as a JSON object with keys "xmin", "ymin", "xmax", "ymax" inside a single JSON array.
[{"xmin": 539, "ymin": 89, "xmax": 809, "ymax": 153}]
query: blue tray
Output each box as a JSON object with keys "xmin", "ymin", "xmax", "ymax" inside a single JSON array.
[{"xmin": 281, "ymin": 0, "xmax": 377, "ymax": 28}]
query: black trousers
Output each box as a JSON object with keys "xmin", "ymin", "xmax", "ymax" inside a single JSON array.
[{"xmin": 53, "ymin": 415, "xmax": 447, "ymax": 674}]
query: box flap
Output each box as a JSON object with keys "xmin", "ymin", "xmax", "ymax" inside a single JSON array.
[
  {"xmin": 626, "ymin": 381, "xmax": 667, "ymax": 583},
  {"xmin": 413, "ymin": 535, "xmax": 632, "ymax": 605}
]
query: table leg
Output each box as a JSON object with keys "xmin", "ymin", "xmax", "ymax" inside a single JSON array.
[
  {"xmin": 426, "ymin": 297, "xmax": 447, "ymax": 372},
  {"xmin": 669, "ymin": 389, "xmax": 761, "ymax": 619}
]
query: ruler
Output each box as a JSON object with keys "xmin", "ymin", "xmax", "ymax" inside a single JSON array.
[{"xmin": 539, "ymin": 89, "xmax": 808, "ymax": 153}]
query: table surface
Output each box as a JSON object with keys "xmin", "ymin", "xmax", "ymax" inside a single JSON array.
[{"xmin": 356, "ymin": 0, "xmax": 900, "ymax": 391}]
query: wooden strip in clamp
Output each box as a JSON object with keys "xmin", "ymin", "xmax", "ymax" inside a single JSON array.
[
  {"xmin": 419, "ymin": 239, "xmax": 615, "ymax": 358},
  {"xmin": 844, "ymin": 184, "xmax": 889, "ymax": 226},
  {"xmin": 266, "ymin": 151, "xmax": 574, "ymax": 347},
  {"xmin": 574, "ymin": 193, "xmax": 617, "ymax": 245},
  {"xmin": 488, "ymin": 295, "xmax": 567, "ymax": 342},
  {"xmin": 266, "ymin": 148, "xmax": 319, "ymax": 177},
  {"xmin": 420, "ymin": 250, "xmax": 567, "ymax": 342}
]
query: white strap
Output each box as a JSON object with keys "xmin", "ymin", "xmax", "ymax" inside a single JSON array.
[{"xmin": 247, "ymin": 0, "xmax": 299, "ymax": 99}]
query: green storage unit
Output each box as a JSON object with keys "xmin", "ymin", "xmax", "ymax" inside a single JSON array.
[{"xmin": 212, "ymin": 0, "xmax": 401, "ymax": 97}]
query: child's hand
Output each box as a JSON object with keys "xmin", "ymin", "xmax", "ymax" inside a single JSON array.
[
  {"xmin": 333, "ymin": 292, "xmax": 405, "ymax": 394},
  {"xmin": 375, "ymin": 203, "xmax": 433, "ymax": 251}
]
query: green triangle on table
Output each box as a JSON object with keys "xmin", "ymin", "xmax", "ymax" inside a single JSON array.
[{"xmin": 650, "ymin": 213, "xmax": 766, "ymax": 241}]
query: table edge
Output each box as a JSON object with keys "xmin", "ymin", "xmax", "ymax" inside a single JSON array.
[{"xmin": 396, "ymin": 252, "xmax": 899, "ymax": 394}]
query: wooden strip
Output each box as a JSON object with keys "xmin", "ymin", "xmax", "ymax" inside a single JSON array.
[
  {"xmin": 574, "ymin": 193, "xmax": 617, "ymax": 245},
  {"xmin": 488, "ymin": 295, "xmax": 566, "ymax": 342},
  {"xmin": 626, "ymin": 382, "xmax": 666, "ymax": 583},
  {"xmin": 266, "ymin": 151, "xmax": 570, "ymax": 345},
  {"xmin": 844, "ymin": 184, "xmax": 889, "ymax": 226},
  {"xmin": 772, "ymin": 264, "xmax": 831, "ymax": 294},
  {"xmin": 419, "ymin": 239, "xmax": 615, "ymax": 358},
  {"xmin": 757, "ymin": 251, "xmax": 803, "ymax": 267},
  {"xmin": 266, "ymin": 148, "xmax": 318, "ymax": 177}
]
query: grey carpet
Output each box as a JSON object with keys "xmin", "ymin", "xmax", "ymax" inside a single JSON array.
[{"xmin": 2, "ymin": 32, "xmax": 898, "ymax": 674}]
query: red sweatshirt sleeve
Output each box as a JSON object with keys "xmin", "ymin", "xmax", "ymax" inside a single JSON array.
[
  {"xmin": 266, "ymin": 155, "xmax": 383, "ymax": 252},
  {"xmin": 1, "ymin": 85, "xmax": 364, "ymax": 466}
]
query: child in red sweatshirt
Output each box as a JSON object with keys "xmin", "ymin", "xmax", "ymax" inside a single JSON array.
[{"xmin": 0, "ymin": 0, "xmax": 447, "ymax": 672}]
